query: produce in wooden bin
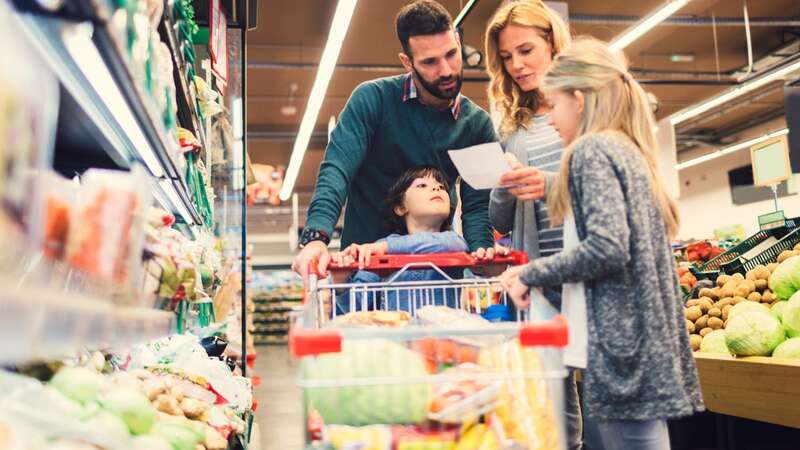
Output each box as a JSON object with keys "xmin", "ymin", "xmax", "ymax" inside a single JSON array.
[
  {"xmin": 770, "ymin": 255, "xmax": 800, "ymax": 300},
  {"xmin": 772, "ymin": 337, "xmax": 800, "ymax": 359}
]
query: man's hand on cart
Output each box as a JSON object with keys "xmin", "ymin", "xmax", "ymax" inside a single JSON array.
[
  {"xmin": 500, "ymin": 264, "xmax": 531, "ymax": 308},
  {"xmin": 292, "ymin": 240, "xmax": 331, "ymax": 284},
  {"xmin": 336, "ymin": 242, "xmax": 389, "ymax": 270}
]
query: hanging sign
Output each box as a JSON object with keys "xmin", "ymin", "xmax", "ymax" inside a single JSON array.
[{"xmin": 209, "ymin": 0, "xmax": 228, "ymax": 85}]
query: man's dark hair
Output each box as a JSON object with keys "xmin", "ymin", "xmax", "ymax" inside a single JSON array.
[
  {"xmin": 384, "ymin": 165, "xmax": 454, "ymax": 235},
  {"xmin": 396, "ymin": 1, "xmax": 454, "ymax": 58}
]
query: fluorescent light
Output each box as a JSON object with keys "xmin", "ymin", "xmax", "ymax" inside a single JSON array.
[
  {"xmin": 158, "ymin": 179, "xmax": 194, "ymax": 224},
  {"xmin": 609, "ymin": 0, "xmax": 690, "ymax": 51},
  {"xmin": 677, "ymin": 128, "xmax": 789, "ymax": 171},
  {"xmin": 670, "ymin": 59, "xmax": 800, "ymax": 125},
  {"xmin": 279, "ymin": 0, "xmax": 358, "ymax": 201}
]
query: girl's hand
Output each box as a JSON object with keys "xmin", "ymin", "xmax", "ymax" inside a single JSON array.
[
  {"xmin": 340, "ymin": 242, "xmax": 389, "ymax": 269},
  {"xmin": 500, "ymin": 266, "xmax": 531, "ymax": 308}
]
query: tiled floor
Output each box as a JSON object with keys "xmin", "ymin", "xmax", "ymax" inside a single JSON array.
[{"xmin": 253, "ymin": 345, "xmax": 305, "ymax": 450}]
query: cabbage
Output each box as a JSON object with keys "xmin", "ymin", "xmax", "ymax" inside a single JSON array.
[
  {"xmin": 725, "ymin": 312, "xmax": 786, "ymax": 356},
  {"xmin": 699, "ymin": 330, "xmax": 731, "ymax": 355},
  {"xmin": 83, "ymin": 410, "xmax": 131, "ymax": 442},
  {"xmin": 780, "ymin": 294, "xmax": 800, "ymax": 338},
  {"xmin": 769, "ymin": 256, "xmax": 800, "ymax": 300},
  {"xmin": 132, "ymin": 434, "xmax": 179, "ymax": 450},
  {"xmin": 50, "ymin": 367, "xmax": 104, "ymax": 405},
  {"xmin": 772, "ymin": 337, "xmax": 800, "ymax": 359},
  {"xmin": 772, "ymin": 301, "xmax": 789, "ymax": 322},
  {"xmin": 98, "ymin": 389, "xmax": 156, "ymax": 435},
  {"xmin": 302, "ymin": 339, "xmax": 430, "ymax": 425},
  {"xmin": 727, "ymin": 301, "xmax": 774, "ymax": 321},
  {"xmin": 151, "ymin": 420, "xmax": 205, "ymax": 450}
]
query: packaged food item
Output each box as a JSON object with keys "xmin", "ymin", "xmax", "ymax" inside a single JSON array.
[
  {"xmin": 413, "ymin": 338, "xmax": 479, "ymax": 374},
  {"xmin": 32, "ymin": 170, "xmax": 75, "ymax": 260},
  {"xmin": 333, "ymin": 310, "xmax": 411, "ymax": 328},
  {"xmin": 428, "ymin": 363, "xmax": 500, "ymax": 424},
  {"xmin": 391, "ymin": 425, "xmax": 459, "ymax": 450},
  {"xmin": 323, "ymin": 424, "xmax": 392, "ymax": 450},
  {"xmin": 461, "ymin": 285, "xmax": 503, "ymax": 312},
  {"xmin": 478, "ymin": 339, "xmax": 562, "ymax": 450},
  {"xmin": 65, "ymin": 167, "xmax": 151, "ymax": 297}
]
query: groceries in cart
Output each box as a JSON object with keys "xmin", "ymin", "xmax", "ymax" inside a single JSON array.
[{"xmin": 294, "ymin": 244, "xmax": 568, "ymax": 450}]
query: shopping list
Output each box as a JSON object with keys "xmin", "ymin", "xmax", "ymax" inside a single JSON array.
[{"xmin": 447, "ymin": 142, "xmax": 510, "ymax": 190}]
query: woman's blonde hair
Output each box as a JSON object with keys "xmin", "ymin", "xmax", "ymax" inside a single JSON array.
[
  {"xmin": 485, "ymin": 0, "xmax": 571, "ymax": 137},
  {"xmin": 541, "ymin": 37, "xmax": 680, "ymax": 238}
]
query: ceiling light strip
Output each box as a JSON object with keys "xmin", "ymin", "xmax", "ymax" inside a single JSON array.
[
  {"xmin": 669, "ymin": 58, "xmax": 800, "ymax": 126},
  {"xmin": 609, "ymin": 0, "xmax": 690, "ymax": 51},
  {"xmin": 676, "ymin": 128, "xmax": 789, "ymax": 171},
  {"xmin": 279, "ymin": 0, "xmax": 358, "ymax": 201}
]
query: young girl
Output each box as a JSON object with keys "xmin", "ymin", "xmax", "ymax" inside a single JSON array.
[
  {"xmin": 501, "ymin": 38, "xmax": 704, "ymax": 450},
  {"xmin": 333, "ymin": 165, "xmax": 468, "ymax": 314}
]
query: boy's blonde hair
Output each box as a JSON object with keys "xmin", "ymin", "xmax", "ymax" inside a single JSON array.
[
  {"xmin": 541, "ymin": 37, "xmax": 680, "ymax": 238},
  {"xmin": 485, "ymin": 0, "xmax": 571, "ymax": 137}
]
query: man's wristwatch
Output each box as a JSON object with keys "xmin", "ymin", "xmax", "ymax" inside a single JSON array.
[{"xmin": 299, "ymin": 228, "xmax": 331, "ymax": 248}]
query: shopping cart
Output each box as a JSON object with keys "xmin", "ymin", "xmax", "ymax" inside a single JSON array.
[{"xmin": 290, "ymin": 252, "xmax": 569, "ymax": 450}]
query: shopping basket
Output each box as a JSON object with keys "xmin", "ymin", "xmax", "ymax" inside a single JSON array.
[{"xmin": 290, "ymin": 251, "xmax": 570, "ymax": 450}]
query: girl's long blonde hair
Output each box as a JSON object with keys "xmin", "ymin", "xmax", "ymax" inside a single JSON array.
[
  {"xmin": 485, "ymin": 0, "xmax": 571, "ymax": 137},
  {"xmin": 541, "ymin": 37, "xmax": 680, "ymax": 238}
]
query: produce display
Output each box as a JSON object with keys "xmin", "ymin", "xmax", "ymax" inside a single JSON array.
[
  {"xmin": 685, "ymin": 244, "xmax": 800, "ymax": 360},
  {"xmin": 0, "ymin": 334, "xmax": 251, "ymax": 450}
]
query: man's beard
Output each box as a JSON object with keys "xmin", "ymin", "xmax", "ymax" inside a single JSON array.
[{"xmin": 412, "ymin": 65, "xmax": 463, "ymax": 100}]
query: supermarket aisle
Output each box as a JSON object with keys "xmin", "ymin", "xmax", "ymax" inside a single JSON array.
[{"xmin": 254, "ymin": 345, "xmax": 305, "ymax": 450}]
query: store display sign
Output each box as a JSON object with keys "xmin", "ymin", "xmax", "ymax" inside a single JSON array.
[
  {"xmin": 209, "ymin": 0, "xmax": 228, "ymax": 85},
  {"xmin": 758, "ymin": 210, "xmax": 786, "ymax": 231},
  {"xmin": 751, "ymin": 135, "xmax": 791, "ymax": 187}
]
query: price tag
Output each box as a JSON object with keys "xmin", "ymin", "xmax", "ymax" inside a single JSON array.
[{"xmin": 758, "ymin": 210, "xmax": 786, "ymax": 231}]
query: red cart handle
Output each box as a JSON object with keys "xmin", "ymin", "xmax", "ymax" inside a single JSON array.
[{"xmin": 327, "ymin": 250, "xmax": 528, "ymax": 275}]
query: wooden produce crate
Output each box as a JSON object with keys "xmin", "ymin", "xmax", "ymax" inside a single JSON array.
[{"xmin": 694, "ymin": 353, "xmax": 800, "ymax": 429}]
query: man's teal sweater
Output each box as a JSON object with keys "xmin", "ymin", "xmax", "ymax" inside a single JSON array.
[{"xmin": 305, "ymin": 75, "xmax": 497, "ymax": 251}]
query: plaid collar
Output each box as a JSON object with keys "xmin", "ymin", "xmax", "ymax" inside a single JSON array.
[{"xmin": 402, "ymin": 74, "xmax": 461, "ymax": 120}]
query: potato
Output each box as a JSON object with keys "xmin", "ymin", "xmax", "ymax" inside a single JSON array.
[
  {"xmin": 755, "ymin": 279, "xmax": 768, "ymax": 292},
  {"xmin": 716, "ymin": 274, "xmax": 731, "ymax": 287},
  {"xmin": 708, "ymin": 317, "xmax": 724, "ymax": 330},
  {"xmin": 722, "ymin": 304, "xmax": 732, "ymax": 321},
  {"xmin": 685, "ymin": 306, "xmax": 703, "ymax": 322},
  {"xmin": 732, "ymin": 273, "xmax": 745, "ymax": 282},
  {"xmin": 700, "ymin": 327, "xmax": 714, "ymax": 337},
  {"xmin": 734, "ymin": 285, "xmax": 752, "ymax": 298},
  {"xmin": 698, "ymin": 298, "xmax": 714, "ymax": 313},
  {"xmin": 699, "ymin": 288, "xmax": 718, "ymax": 300},
  {"xmin": 732, "ymin": 296, "xmax": 747, "ymax": 305},
  {"xmin": 153, "ymin": 394, "xmax": 183, "ymax": 416},
  {"xmin": 748, "ymin": 292, "xmax": 762, "ymax": 303},
  {"xmin": 686, "ymin": 319, "xmax": 696, "ymax": 334},
  {"xmin": 695, "ymin": 315, "xmax": 709, "ymax": 329},
  {"xmin": 690, "ymin": 334, "xmax": 703, "ymax": 351},
  {"xmin": 768, "ymin": 263, "xmax": 779, "ymax": 272},
  {"xmin": 180, "ymin": 397, "xmax": 209, "ymax": 420},
  {"xmin": 708, "ymin": 307, "xmax": 722, "ymax": 318},
  {"xmin": 794, "ymin": 243, "xmax": 800, "ymax": 252},
  {"xmin": 713, "ymin": 287, "xmax": 723, "ymax": 298},
  {"xmin": 753, "ymin": 266, "xmax": 771, "ymax": 280},
  {"xmin": 762, "ymin": 291, "xmax": 774, "ymax": 303},
  {"xmin": 778, "ymin": 250, "xmax": 795, "ymax": 264},
  {"xmin": 686, "ymin": 299, "xmax": 701, "ymax": 307},
  {"xmin": 717, "ymin": 297, "xmax": 733, "ymax": 308}
]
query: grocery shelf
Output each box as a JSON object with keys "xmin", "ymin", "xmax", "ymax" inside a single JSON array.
[
  {"xmin": 0, "ymin": 277, "xmax": 175, "ymax": 365},
  {"xmin": 11, "ymin": 5, "xmax": 204, "ymax": 227},
  {"xmin": 694, "ymin": 353, "xmax": 800, "ymax": 429}
]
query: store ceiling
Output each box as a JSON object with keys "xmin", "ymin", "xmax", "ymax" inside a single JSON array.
[{"xmin": 245, "ymin": 0, "xmax": 800, "ymax": 214}]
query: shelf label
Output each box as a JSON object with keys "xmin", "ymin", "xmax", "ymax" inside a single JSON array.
[
  {"xmin": 759, "ymin": 210, "xmax": 786, "ymax": 231},
  {"xmin": 210, "ymin": 0, "xmax": 228, "ymax": 85}
]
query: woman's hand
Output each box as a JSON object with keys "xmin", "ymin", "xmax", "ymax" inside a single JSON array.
[
  {"xmin": 500, "ymin": 265, "xmax": 531, "ymax": 308},
  {"xmin": 337, "ymin": 242, "xmax": 389, "ymax": 269},
  {"xmin": 500, "ymin": 153, "xmax": 546, "ymax": 201}
]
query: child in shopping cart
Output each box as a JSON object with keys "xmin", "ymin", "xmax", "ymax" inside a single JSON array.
[
  {"xmin": 500, "ymin": 38, "xmax": 704, "ymax": 449},
  {"xmin": 331, "ymin": 165, "xmax": 472, "ymax": 315}
]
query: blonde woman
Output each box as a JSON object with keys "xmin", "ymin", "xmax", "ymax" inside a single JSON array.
[
  {"xmin": 484, "ymin": 2, "xmax": 587, "ymax": 449},
  {"xmin": 500, "ymin": 37, "xmax": 704, "ymax": 450}
]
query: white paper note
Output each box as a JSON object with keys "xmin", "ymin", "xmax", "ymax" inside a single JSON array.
[{"xmin": 447, "ymin": 142, "xmax": 510, "ymax": 190}]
